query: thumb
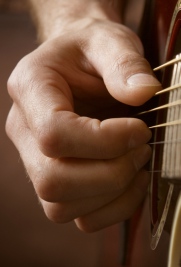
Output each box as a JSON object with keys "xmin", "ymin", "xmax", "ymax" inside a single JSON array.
[{"xmin": 88, "ymin": 24, "xmax": 161, "ymax": 106}]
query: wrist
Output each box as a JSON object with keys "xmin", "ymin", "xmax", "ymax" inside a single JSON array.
[{"xmin": 29, "ymin": 0, "xmax": 123, "ymax": 42}]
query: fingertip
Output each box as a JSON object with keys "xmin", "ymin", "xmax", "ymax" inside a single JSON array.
[
  {"xmin": 103, "ymin": 52, "xmax": 162, "ymax": 106},
  {"xmin": 126, "ymin": 73, "xmax": 162, "ymax": 106},
  {"xmin": 107, "ymin": 74, "xmax": 162, "ymax": 106},
  {"xmin": 128, "ymin": 119, "xmax": 152, "ymax": 148},
  {"xmin": 127, "ymin": 73, "xmax": 161, "ymax": 88}
]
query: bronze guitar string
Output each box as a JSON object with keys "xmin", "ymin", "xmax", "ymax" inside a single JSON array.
[
  {"xmin": 153, "ymin": 57, "xmax": 181, "ymax": 71},
  {"xmin": 139, "ymin": 99, "xmax": 181, "ymax": 115},
  {"xmin": 149, "ymin": 138, "xmax": 181, "ymax": 145},
  {"xmin": 155, "ymin": 84, "xmax": 181, "ymax": 95},
  {"xmin": 149, "ymin": 54, "xmax": 181, "ymax": 250},
  {"xmin": 140, "ymin": 56, "xmax": 181, "ymax": 176}
]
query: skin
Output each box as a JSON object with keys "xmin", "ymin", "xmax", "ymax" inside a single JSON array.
[{"xmin": 6, "ymin": 0, "xmax": 162, "ymax": 232}]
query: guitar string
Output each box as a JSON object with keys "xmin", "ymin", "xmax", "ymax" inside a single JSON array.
[
  {"xmin": 138, "ymin": 99, "xmax": 181, "ymax": 115},
  {"xmin": 155, "ymin": 83, "xmax": 181, "ymax": 95},
  {"xmin": 148, "ymin": 170, "xmax": 177, "ymax": 174},
  {"xmin": 147, "ymin": 139, "xmax": 181, "ymax": 173},
  {"xmin": 153, "ymin": 57, "xmax": 181, "ymax": 71},
  {"xmin": 150, "ymin": 119, "xmax": 181, "ymax": 128},
  {"xmin": 145, "ymin": 57, "xmax": 181, "ymax": 175},
  {"xmin": 136, "ymin": 58, "xmax": 181, "ymax": 127},
  {"xmin": 148, "ymin": 138, "xmax": 181, "ymax": 145},
  {"xmin": 136, "ymin": 57, "xmax": 181, "ymax": 115}
]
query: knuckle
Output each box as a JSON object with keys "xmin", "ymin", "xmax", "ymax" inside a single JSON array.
[
  {"xmin": 7, "ymin": 56, "xmax": 30, "ymax": 100},
  {"xmin": 33, "ymin": 159, "xmax": 69, "ymax": 202},
  {"xmin": 7, "ymin": 68, "xmax": 22, "ymax": 100},
  {"xmin": 7, "ymin": 53, "xmax": 41, "ymax": 102},
  {"xmin": 33, "ymin": 167, "xmax": 58, "ymax": 202},
  {"xmin": 44, "ymin": 203, "xmax": 70, "ymax": 224},
  {"xmin": 35, "ymin": 114, "xmax": 71, "ymax": 158},
  {"xmin": 75, "ymin": 218, "xmax": 99, "ymax": 233},
  {"xmin": 34, "ymin": 175, "xmax": 55, "ymax": 202},
  {"xmin": 5, "ymin": 108, "xmax": 15, "ymax": 140},
  {"xmin": 36, "ymin": 116, "xmax": 60, "ymax": 157}
]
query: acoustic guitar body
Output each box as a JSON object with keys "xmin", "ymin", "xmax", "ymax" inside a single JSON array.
[
  {"xmin": 101, "ymin": 1, "xmax": 181, "ymax": 267},
  {"xmin": 126, "ymin": 1, "xmax": 181, "ymax": 266}
]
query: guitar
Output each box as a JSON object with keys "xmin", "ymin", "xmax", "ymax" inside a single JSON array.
[
  {"xmin": 101, "ymin": 1, "xmax": 181, "ymax": 266},
  {"xmin": 130, "ymin": 0, "xmax": 181, "ymax": 265}
]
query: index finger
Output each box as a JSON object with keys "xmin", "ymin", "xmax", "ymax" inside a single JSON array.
[{"xmin": 7, "ymin": 57, "xmax": 152, "ymax": 159}]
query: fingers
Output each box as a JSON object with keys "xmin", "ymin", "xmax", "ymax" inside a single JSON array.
[
  {"xmin": 40, "ymin": 169, "xmax": 150, "ymax": 225},
  {"xmin": 83, "ymin": 22, "xmax": 162, "ymax": 106},
  {"xmin": 7, "ymin": 58, "xmax": 151, "ymax": 160},
  {"xmin": 5, "ymin": 19, "xmax": 157, "ymax": 232},
  {"xmin": 74, "ymin": 170, "xmax": 150, "ymax": 232},
  {"xmin": 6, "ymin": 104, "xmax": 151, "ymax": 228},
  {"xmin": 34, "ymin": 114, "xmax": 151, "ymax": 159},
  {"xmin": 6, "ymin": 105, "xmax": 152, "ymax": 203},
  {"xmin": 40, "ymin": 192, "xmax": 121, "ymax": 224},
  {"xmin": 6, "ymin": 22, "xmax": 156, "ymax": 160},
  {"xmin": 34, "ymin": 145, "xmax": 151, "ymax": 202}
]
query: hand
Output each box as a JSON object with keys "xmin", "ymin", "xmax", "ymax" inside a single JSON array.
[{"xmin": 6, "ymin": 18, "xmax": 161, "ymax": 232}]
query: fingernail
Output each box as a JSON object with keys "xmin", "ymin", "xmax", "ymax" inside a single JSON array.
[
  {"xmin": 134, "ymin": 144, "xmax": 152, "ymax": 171},
  {"xmin": 127, "ymin": 73, "xmax": 161, "ymax": 87}
]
